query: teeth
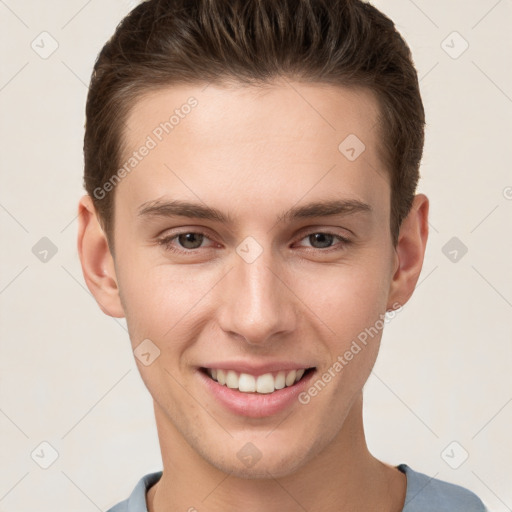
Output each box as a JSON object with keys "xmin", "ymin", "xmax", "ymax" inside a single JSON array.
[
  {"xmin": 206, "ymin": 368, "xmax": 308, "ymax": 394},
  {"xmin": 274, "ymin": 371, "xmax": 285, "ymax": 390},
  {"xmin": 256, "ymin": 374, "xmax": 274, "ymax": 394},
  {"xmin": 285, "ymin": 370, "xmax": 297, "ymax": 386},
  {"xmin": 217, "ymin": 369, "xmax": 226, "ymax": 385},
  {"xmin": 239, "ymin": 373, "xmax": 256, "ymax": 392},
  {"xmin": 226, "ymin": 370, "xmax": 238, "ymax": 389}
]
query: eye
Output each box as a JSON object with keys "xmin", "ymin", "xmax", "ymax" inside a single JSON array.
[
  {"xmin": 157, "ymin": 229, "xmax": 351, "ymax": 256},
  {"xmin": 296, "ymin": 231, "xmax": 351, "ymax": 250},
  {"xmin": 158, "ymin": 231, "xmax": 216, "ymax": 254}
]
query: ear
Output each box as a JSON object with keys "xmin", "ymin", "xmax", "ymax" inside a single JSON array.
[
  {"xmin": 77, "ymin": 194, "xmax": 125, "ymax": 318},
  {"xmin": 387, "ymin": 193, "xmax": 429, "ymax": 310}
]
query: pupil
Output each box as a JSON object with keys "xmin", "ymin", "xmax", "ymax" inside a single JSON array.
[
  {"xmin": 310, "ymin": 233, "xmax": 333, "ymax": 248},
  {"xmin": 179, "ymin": 233, "xmax": 204, "ymax": 249}
]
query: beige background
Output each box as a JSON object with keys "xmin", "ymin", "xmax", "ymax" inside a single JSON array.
[{"xmin": 1, "ymin": 0, "xmax": 511, "ymax": 510}]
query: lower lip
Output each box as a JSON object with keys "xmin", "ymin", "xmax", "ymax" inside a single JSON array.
[{"xmin": 197, "ymin": 369, "xmax": 316, "ymax": 418}]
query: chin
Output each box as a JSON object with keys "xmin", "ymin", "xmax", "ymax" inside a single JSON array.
[{"xmin": 203, "ymin": 441, "xmax": 316, "ymax": 480}]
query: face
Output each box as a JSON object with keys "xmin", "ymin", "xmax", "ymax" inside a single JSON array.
[{"xmin": 106, "ymin": 81, "xmax": 400, "ymax": 477}]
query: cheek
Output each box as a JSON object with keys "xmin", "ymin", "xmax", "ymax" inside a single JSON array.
[
  {"xmin": 116, "ymin": 259, "xmax": 218, "ymax": 346},
  {"xmin": 297, "ymin": 258, "xmax": 391, "ymax": 337},
  {"xmin": 296, "ymin": 259, "xmax": 391, "ymax": 394}
]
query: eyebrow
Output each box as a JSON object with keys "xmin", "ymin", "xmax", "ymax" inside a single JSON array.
[{"xmin": 137, "ymin": 198, "xmax": 372, "ymax": 224}]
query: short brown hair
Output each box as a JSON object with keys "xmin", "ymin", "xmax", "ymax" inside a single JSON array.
[{"xmin": 83, "ymin": 0, "xmax": 425, "ymax": 251}]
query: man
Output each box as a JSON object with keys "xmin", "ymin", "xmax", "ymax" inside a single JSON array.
[{"xmin": 77, "ymin": 0, "xmax": 487, "ymax": 510}]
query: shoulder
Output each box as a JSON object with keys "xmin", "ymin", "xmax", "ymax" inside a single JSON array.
[
  {"xmin": 106, "ymin": 471, "xmax": 163, "ymax": 512},
  {"xmin": 399, "ymin": 464, "xmax": 487, "ymax": 512}
]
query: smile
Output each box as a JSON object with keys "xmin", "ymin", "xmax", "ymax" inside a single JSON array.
[{"xmin": 203, "ymin": 367, "xmax": 313, "ymax": 394}]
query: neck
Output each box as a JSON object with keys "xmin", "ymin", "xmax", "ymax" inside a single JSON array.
[{"xmin": 148, "ymin": 393, "xmax": 406, "ymax": 512}]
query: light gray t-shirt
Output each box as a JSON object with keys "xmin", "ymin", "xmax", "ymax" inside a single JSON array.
[{"xmin": 107, "ymin": 463, "xmax": 487, "ymax": 511}]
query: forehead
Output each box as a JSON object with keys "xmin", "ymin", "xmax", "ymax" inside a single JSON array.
[
  {"xmin": 124, "ymin": 80, "xmax": 382, "ymax": 150},
  {"xmin": 117, "ymin": 80, "xmax": 388, "ymax": 222}
]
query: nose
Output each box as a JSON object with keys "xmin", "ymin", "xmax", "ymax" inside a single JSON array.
[{"xmin": 216, "ymin": 244, "xmax": 297, "ymax": 346}]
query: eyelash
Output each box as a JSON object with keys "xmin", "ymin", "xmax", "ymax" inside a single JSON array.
[{"xmin": 157, "ymin": 230, "xmax": 351, "ymax": 255}]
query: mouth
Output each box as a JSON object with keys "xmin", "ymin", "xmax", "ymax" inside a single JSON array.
[{"xmin": 200, "ymin": 367, "xmax": 316, "ymax": 394}]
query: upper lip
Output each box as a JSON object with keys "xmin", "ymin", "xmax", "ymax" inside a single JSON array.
[{"xmin": 200, "ymin": 360, "xmax": 315, "ymax": 376}]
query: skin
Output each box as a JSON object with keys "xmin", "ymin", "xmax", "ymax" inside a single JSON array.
[{"xmin": 77, "ymin": 80, "xmax": 429, "ymax": 512}]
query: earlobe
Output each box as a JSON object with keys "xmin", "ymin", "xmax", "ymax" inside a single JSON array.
[
  {"xmin": 387, "ymin": 194, "xmax": 429, "ymax": 310},
  {"xmin": 77, "ymin": 195, "xmax": 125, "ymax": 318}
]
